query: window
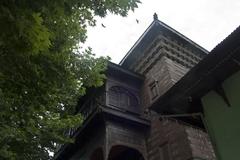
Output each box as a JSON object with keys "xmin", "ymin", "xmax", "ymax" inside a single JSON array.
[
  {"xmin": 108, "ymin": 86, "xmax": 139, "ymax": 113},
  {"xmin": 149, "ymin": 81, "xmax": 159, "ymax": 100}
]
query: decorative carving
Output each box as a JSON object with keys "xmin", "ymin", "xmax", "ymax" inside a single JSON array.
[{"xmin": 153, "ymin": 13, "xmax": 158, "ymax": 21}]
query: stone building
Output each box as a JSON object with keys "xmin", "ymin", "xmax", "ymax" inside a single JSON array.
[{"xmin": 54, "ymin": 14, "xmax": 216, "ymax": 160}]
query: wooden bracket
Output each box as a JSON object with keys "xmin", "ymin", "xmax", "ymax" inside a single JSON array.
[{"xmin": 214, "ymin": 84, "xmax": 231, "ymax": 107}]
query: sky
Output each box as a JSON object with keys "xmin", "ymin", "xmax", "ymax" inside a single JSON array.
[{"xmin": 82, "ymin": 0, "xmax": 240, "ymax": 63}]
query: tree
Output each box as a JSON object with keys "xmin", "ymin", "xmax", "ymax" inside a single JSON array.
[{"xmin": 0, "ymin": 0, "xmax": 140, "ymax": 159}]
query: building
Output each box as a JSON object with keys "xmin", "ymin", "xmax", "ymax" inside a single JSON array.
[
  {"xmin": 151, "ymin": 25, "xmax": 240, "ymax": 160},
  {"xmin": 54, "ymin": 14, "xmax": 218, "ymax": 160}
]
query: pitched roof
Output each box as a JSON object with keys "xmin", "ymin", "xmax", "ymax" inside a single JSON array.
[{"xmin": 120, "ymin": 14, "xmax": 208, "ymax": 68}]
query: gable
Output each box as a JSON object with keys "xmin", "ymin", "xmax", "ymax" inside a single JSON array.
[{"xmin": 120, "ymin": 17, "xmax": 208, "ymax": 70}]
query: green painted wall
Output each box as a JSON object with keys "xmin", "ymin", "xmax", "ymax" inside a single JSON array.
[{"xmin": 202, "ymin": 71, "xmax": 240, "ymax": 160}]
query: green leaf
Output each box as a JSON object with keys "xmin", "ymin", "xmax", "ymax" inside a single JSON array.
[{"xmin": 0, "ymin": 0, "xmax": 140, "ymax": 159}]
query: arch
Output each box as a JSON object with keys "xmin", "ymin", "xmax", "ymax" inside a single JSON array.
[
  {"xmin": 108, "ymin": 145, "xmax": 144, "ymax": 160},
  {"xmin": 108, "ymin": 86, "xmax": 139, "ymax": 113},
  {"xmin": 90, "ymin": 148, "xmax": 104, "ymax": 160}
]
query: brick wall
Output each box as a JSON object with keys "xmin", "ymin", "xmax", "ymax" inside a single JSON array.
[
  {"xmin": 147, "ymin": 117, "xmax": 216, "ymax": 160},
  {"xmin": 186, "ymin": 126, "xmax": 216, "ymax": 159}
]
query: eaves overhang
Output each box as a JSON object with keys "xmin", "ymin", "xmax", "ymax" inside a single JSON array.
[
  {"xmin": 120, "ymin": 18, "xmax": 208, "ymax": 69},
  {"xmin": 107, "ymin": 62, "xmax": 144, "ymax": 81}
]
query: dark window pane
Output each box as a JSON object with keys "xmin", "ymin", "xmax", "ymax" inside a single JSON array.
[{"xmin": 149, "ymin": 82, "xmax": 158, "ymax": 100}]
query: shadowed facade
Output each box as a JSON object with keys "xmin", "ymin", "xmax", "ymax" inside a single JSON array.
[{"xmin": 54, "ymin": 14, "xmax": 217, "ymax": 160}]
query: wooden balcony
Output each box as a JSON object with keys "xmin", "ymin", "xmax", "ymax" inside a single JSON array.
[{"xmin": 55, "ymin": 87, "xmax": 144, "ymax": 154}]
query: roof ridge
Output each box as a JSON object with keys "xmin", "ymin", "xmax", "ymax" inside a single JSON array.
[{"xmin": 119, "ymin": 15, "xmax": 209, "ymax": 67}]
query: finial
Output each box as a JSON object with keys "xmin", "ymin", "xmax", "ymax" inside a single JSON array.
[{"xmin": 153, "ymin": 13, "xmax": 158, "ymax": 21}]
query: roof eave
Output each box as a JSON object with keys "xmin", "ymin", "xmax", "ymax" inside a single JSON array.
[
  {"xmin": 119, "ymin": 20, "xmax": 156, "ymax": 66},
  {"xmin": 119, "ymin": 19, "xmax": 209, "ymax": 68}
]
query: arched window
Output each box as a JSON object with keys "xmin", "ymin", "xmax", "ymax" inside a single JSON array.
[{"xmin": 108, "ymin": 86, "xmax": 139, "ymax": 113}]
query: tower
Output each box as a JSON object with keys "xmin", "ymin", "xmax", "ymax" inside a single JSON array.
[{"xmin": 54, "ymin": 14, "xmax": 216, "ymax": 160}]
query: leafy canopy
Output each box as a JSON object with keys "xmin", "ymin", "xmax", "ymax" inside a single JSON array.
[{"xmin": 0, "ymin": 0, "xmax": 140, "ymax": 159}]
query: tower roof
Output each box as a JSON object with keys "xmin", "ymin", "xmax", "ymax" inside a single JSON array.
[{"xmin": 119, "ymin": 13, "xmax": 208, "ymax": 68}]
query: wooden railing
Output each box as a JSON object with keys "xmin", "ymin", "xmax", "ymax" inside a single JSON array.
[
  {"xmin": 55, "ymin": 97, "xmax": 105, "ymax": 153},
  {"xmin": 68, "ymin": 94, "xmax": 106, "ymax": 137}
]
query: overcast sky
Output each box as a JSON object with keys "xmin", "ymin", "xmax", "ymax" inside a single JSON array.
[{"xmin": 82, "ymin": 0, "xmax": 240, "ymax": 63}]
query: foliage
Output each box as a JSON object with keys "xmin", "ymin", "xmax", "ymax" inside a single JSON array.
[{"xmin": 0, "ymin": 0, "xmax": 140, "ymax": 159}]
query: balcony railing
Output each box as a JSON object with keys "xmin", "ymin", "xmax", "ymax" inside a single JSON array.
[
  {"xmin": 55, "ymin": 89, "xmax": 141, "ymax": 153},
  {"xmin": 55, "ymin": 97, "xmax": 104, "ymax": 153},
  {"xmin": 79, "ymin": 99, "xmax": 99, "ymax": 122},
  {"xmin": 69, "ymin": 94, "xmax": 106, "ymax": 136}
]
